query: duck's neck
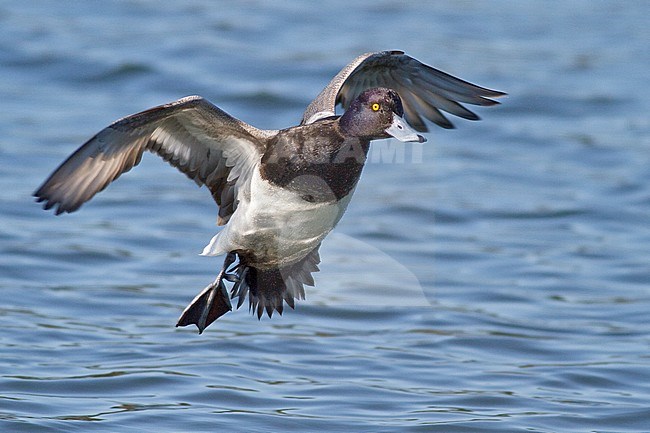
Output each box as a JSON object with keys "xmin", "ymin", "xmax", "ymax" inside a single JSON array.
[{"xmin": 338, "ymin": 106, "xmax": 363, "ymax": 137}]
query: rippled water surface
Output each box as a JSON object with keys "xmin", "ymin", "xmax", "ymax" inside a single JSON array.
[{"xmin": 2, "ymin": 1, "xmax": 650, "ymax": 432}]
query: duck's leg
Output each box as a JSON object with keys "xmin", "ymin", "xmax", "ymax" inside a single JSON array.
[{"xmin": 176, "ymin": 252, "xmax": 237, "ymax": 334}]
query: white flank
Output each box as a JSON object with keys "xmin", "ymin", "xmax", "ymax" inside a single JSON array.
[{"xmin": 201, "ymin": 168, "xmax": 354, "ymax": 267}]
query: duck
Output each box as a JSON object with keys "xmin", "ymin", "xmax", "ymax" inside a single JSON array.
[{"xmin": 34, "ymin": 50, "xmax": 504, "ymax": 333}]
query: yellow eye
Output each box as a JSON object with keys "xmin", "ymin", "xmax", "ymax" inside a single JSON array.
[{"xmin": 371, "ymin": 103, "xmax": 380, "ymax": 112}]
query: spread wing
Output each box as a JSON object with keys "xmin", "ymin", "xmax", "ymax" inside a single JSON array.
[
  {"xmin": 302, "ymin": 50, "xmax": 505, "ymax": 131},
  {"xmin": 34, "ymin": 95, "xmax": 275, "ymax": 225}
]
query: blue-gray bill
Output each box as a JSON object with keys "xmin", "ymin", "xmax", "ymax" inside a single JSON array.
[{"xmin": 385, "ymin": 114, "xmax": 426, "ymax": 143}]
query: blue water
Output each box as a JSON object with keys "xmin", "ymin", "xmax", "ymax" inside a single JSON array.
[{"xmin": 2, "ymin": 1, "xmax": 650, "ymax": 432}]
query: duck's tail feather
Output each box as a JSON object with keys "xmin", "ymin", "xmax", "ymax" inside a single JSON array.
[{"xmin": 232, "ymin": 246, "xmax": 321, "ymax": 319}]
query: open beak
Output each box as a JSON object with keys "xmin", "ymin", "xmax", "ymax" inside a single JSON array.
[{"xmin": 385, "ymin": 114, "xmax": 427, "ymax": 143}]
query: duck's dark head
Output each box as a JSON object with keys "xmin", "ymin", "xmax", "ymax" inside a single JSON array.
[{"xmin": 339, "ymin": 88, "xmax": 426, "ymax": 143}]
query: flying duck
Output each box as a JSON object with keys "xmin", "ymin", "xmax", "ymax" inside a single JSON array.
[{"xmin": 34, "ymin": 50, "xmax": 504, "ymax": 333}]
